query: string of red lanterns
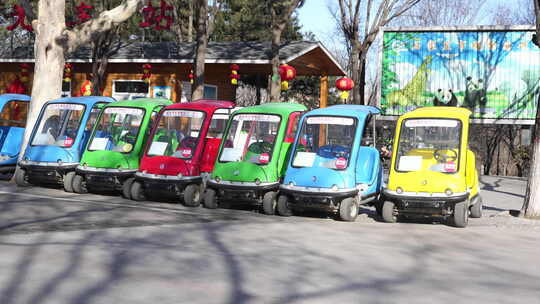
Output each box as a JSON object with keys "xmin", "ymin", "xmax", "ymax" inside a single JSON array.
[
  {"xmin": 141, "ymin": 64, "xmax": 152, "ymax": 83},
  {"xmin": 336, "ymin": 77, "xmax": 354, "ymax": 101},
  {"xmin": 229, "ymin": 64, "xmax": 240, "ymax": 85},
  {"xmin": 279, "ymin": 64, "xmax": 296, "ymax": 91}
]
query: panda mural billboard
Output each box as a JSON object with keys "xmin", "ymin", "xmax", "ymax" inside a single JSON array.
[{"xmin": 380, "ymin": 26, "xmax": 540, "ymax": 123}]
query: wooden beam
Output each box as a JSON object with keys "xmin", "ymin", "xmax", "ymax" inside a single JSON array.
[{"xmin": 319, "ymin": 74, "xmax": 328, "ymax": 108}]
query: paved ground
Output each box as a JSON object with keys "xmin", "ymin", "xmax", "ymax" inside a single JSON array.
[{"xmin": 0, "ymin": 175, "xmax": 539, "ymax": 303}]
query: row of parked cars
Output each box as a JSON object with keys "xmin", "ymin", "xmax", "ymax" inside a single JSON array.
[{"xmin": 0, "ymin": 94, "xmax": 482, "ymax": 227}]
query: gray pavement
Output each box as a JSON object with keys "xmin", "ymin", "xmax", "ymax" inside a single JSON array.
[{"xmin": 0, "ymin": 176, "xmax": 539, "ymax": 303}]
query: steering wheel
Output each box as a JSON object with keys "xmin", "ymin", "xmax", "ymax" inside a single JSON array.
[
  {"xmin": 248, "ymin": 141, "xmax": 273, "ymax": 154},
  {"xmin": 180, "ymin": 136, "xmax": 197, "ymax": 149},
  {"xmin": 434, "ymin": 149, "xmax": 458, "ymax": 163}
]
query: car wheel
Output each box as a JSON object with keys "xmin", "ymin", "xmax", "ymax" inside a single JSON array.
[
  {"xmin": 374, "ymin": 200, "xmax": 383, "ymax": 216},
  {"xmin": 262, "ymin": 191, "xmax": 278, "ymax": 215},
  {"xmin": 63, "ymin": 171, "xmax": 75, "ymax": 192},
  {"xmin": 72, "ymin": 174, "xmax": 88, "ymax": 194},
  {"xmin": 184, "ymin": 184, "xmax": 202, "ymax": 207},
  {"xmin": 15, "ymin": 168, "xmax": 30, "ymax": 187},
  {"xmin": 338, "ymin": 197, "xmax": 359, "ymax": 222},
  {"xmin": 382, "ymin": 200, "xmax": 397, "ymax": 223},
  {"xmin": 203, "ymin": 188, "xmax": 218, "ymax": 209},
  {"xmin": 276, "ymin": 195, "xmax": 293, "ymax": 217},
  {"xmin": 452, "ymin": 200, "xmax": 469, "ymax": 228},
  {"xmin": 130, "ymin": 180, "xmax": 146, "ymax": 202},
  {"xmin": 470, "ymin": 196, "xmax": 482, "ymax": 218},
  {"xmin": 122, "ymin": 177, "xmax": 135, "ymax": 200}
]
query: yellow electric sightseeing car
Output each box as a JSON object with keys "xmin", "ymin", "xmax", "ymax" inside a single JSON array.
[{"xmin": 380, "ymin": 107, "xmax": 482, "ymax": 228}]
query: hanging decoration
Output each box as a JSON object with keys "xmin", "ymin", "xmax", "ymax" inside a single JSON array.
[
  {"xmin": 7, "ymin": 77, "xmax": 27, "ymax": 95},
  {"xmin": 19, "ymin": 64, "xmax": 31, "ymax": 83},
  {"xmin": 188, "ymin": 69, "xmax": 194, "ymax": 84},
  {"xmin": 229, "ymin": 64, "xmax": 240, "ymax": 85},
  {"xmin": 66, "ymin": 2, "xmax": 94, "ymax": 27},
  {"xmin": 335, "ymin": 77, "xmax": 354, "ymax": 100},
  {"xmin": 141, "ymin": 64, "xmax": 152, "ymax": 83},
  {"xmin": 279, "ymin": 64, "xmax": 296, "ymax": 91},
  {"xmin": 80, "ymin": 79, "xmax": 93, "ymax": 96},
  {"xmin": 63, "ymin": 64, "xmax": 73, "ymax": 82},
  {"xmin": 6, "ymin": 5, "xmax": 33, "ymax": 32},
  {"xmin": 139, "ymin": 0, "xmax": 174, "ymax": 30}
]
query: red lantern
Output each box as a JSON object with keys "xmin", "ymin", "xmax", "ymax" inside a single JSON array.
[
  {"xmin": 154, "ymin": 0, "xmax": 173, "ymax": 30},
  {"xmin": 336, "ymin": 77, "xmax": 354, "ymax": 100},
  {"xmin": 139, "ymin": 1, "xmax": 156, "ymax": 28},
  {"xmin": 141, "ymin": 64, "xmax": 152, "ymax": 83},
  {"xmin": 7, "ymin": 77, "xmax": 27, "ymax": 94},
  {"xmin": 6, "ymin": 5, "xmax": 33, "ymax": 32},
  {"xmin": 63, "ymin": 63, "xmax": 73, "ymax": 82},
  {"xmin": 279, "ymin": 64, "xmax": 296, "ymax": 91},
  {"xmin": 229, "ymin": 64, "xmax": 240, "ymax": 85},
  {"xmin": 188, "ymin": 69, "xmax": 194, "ymax": 84},
  {"xmin": 20, "ymin": 63, "xmax": 31, "ymax": 83}
]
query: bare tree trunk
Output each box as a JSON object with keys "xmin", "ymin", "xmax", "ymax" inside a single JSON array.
[
  {"xmin": 350, "ymin": 41, "xmax": 360, "ymax": 104},
  {"xmin": 191, "ymin": 0, "xmax": 208, "ymax": 101},
  {"xmin": 188, "ymin": 0, "xmax": 194, "ymax": 42},
  {"xmin": 521, "ymin": 0, "xmax": 540, "ymax": 217},
  {"xmin": 268, "ymin": 26, "xmax": 283, "ymax": 102}
]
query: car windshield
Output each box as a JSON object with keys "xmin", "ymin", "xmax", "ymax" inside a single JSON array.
[
  {"xmin": 147, "ymin": 110, "xmax": 206, "ymax": 158},
  {"xmin": 0, "ymin": 100, "xmax": 28, "ymax": 128},
  {"xmin": 396, "ymin": 118, "xmax": 462, "ymax": 173},
  {"xmin": 88, "ymin": 107, "xmax": 145, "ymax": 153},
  {"xmin": 292, "ymin": 116, "xmax": 356, "ymax": 170},
  {"xmin": 31, "ymin": 103, "xmax": 85, "ymax": 147},
  {"xmin": 219, "ymin": 113, "xmax": 281, "ymax": 164}
]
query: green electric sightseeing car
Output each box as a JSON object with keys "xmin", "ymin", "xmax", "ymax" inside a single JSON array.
[
  {"xmin": 204, "ymin": 102, "xmax": 306, "ymax": 214},
  {"xmin": 72, "ymin": 98, "xmax": 172, "ymax": 197}
]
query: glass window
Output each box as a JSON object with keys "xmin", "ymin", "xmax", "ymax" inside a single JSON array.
[
  {"xmin": 84, "ymin": 103, "xmax": 106, "ymax": 132},
  {"xmin": 219, "ymin": 114, "xmax": 281, "ymax": 164},
  {"xmin": 203, "ymin": 85, "xmax": 218, "ymax": 100},
  {"xmin": 0, "ymin": 100, "xmax": 28, "ymax": 128},
  {"xmin": 114, "ymin": 81, "xmax": 149, "ymax": 94},
  {"xmin": 207, "ymin": 113, "xmax": 229, "ymax": 139},
  {"xmin": 87, "ymin": 107, "xmax": 145, "ymax": 153},
  {"xmin": 395, "ymin": 119, "xmax": 462, "ymax": 173},
  {"xmin": 285, "ymin": 111, "xmax": 302, "ymax": 143},
  {"xmin": 292, "ymin": 116, "xmax": 356, "ymax": 169},
  {"xmin": 31, "ymin": 103, "xmax": 85, "ymax": 147},
  {"xmin": 147, "ymin": 110, "xmax": 205, "ymax": 158}
]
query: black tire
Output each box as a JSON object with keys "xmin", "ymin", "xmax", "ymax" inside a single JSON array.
[
  {"xmin": 63, "ymin": 171, "xmax": 75, "ymax": 192},
  {"xmin": 15, "ymin": 168, "xmax": 30, "ymax": 187},
  {"xmin": 184, "ymin": 184, "xmax": 202, "ymax": 207},
  {"xmin": 374, "ymin": 201, "xmax": 383, "ymax": 216},
  {"xmin": 276, "ymin": 195, "xmax": 293, "ymax": 217},
  {"xmin": 262, "ymin": 191, "xmax": 278, "ymax": 215},
  {"xmin": 470, "ymin": 196, "xmax": 482, "ymax": 218},
  {"xmin": 203, "ymin": 188, "xmax": 218, "ymax": 209},
  {"xmin": 382, "ymin": 200, "xmax": 397, "ymax": 223},
  {"xmin": 122, "ymin": 177, "xmax": 135, "ymax": 199},
  {"xmin": 338, "ymin": 197, "xmax": 359, "ymax": 222},
  {"xmin": 130, "ymin": 180, "xmax": 146, "ymax": 201},
  {"xmin": 452, "ymin": 200, "xmax": 469, "ymax": 228},
  {"xmin": 72, "ymin": 174, "xmax": 88, "ymax": 194}
]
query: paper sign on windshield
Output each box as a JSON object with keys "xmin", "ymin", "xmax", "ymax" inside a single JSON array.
[
  {"xmin": 148, "ymin": 141, "xmax": 168, "ymax": 156},
  {"xmin": 306, "ymin": 116, "xmax": 354, "ymax": 125},
  {"xmin": 163, "ymin": 110, "xmax": 204, "ymax": 118},
  {"xmin": 49, "ymin": 104, "xmax": 84, "ymax": 111},
  {"xmin": 89, "ymin": 137, "xmax": 110, "ymax": 151},
  {"xmin": 104, "ymin": 107, "xmax": 144, "ymax": 116},
  {"xmin": 405, "ymin": 119, "xmax": 458, "ymax": 128},
  {"xmin": 398, "ymin": 155, "xmax": 423, "ymax": 171},
  {"xmin": 221, "ymin": 148, "xmax": 243, "ymax": 162},
  {"xmin": 293, "ymin": 152, "xmax": 316, "ymax": 167},
  {"xmin": 233, "ymin": 114, "xmax": 280, "ymax": 122}
]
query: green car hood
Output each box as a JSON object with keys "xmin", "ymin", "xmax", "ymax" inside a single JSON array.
[
  {"xmin": 212, "ymin": 161, "xmax": 276, "ymax": 183},
  {"xmin": 80, "ymin": 150, "xmax": 139, "ymax": 170}
]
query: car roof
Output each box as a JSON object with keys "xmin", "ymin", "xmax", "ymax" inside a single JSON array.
[
  {"xmin": 234, "ymin": 102, "xmax": 307, "ymax": 116},
  {"xmin": 47, "ymin": 96, "xmax": 115, "ymax": 107},
  {"xmin": 303, "ymin": 104, "xmax": 380, "ymax": 120},
  {"xmin": 399, "ymin": 106, "xmax": 472, "ymax": 122},
  {"xmin": 0, "ymin": 94, "xmax": 30, "ymax": 106},
  {"xmin": 163, "ymin": 99, "xmax": 235, "ymax": 113},
  {"xmin": 102, "ymin": 98, "xmax": 172, "ymax": 110}
]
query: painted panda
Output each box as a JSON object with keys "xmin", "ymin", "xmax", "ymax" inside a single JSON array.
[{"xmin": 433, "ymin": 89, "xmax": 458, "ymax": 107}]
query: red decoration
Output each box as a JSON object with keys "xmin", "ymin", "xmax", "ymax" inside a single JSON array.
[
  {"xmin": 19, "ymin": 63, "xmax": 31, "ymax": 83},
  {"xmin": 7, "ymin": 77, "xmax": 27, "ymax": 94},
  {"xmin": 229, "ymin": 64, "xmax": 240, "ymax": 85},
  {"xmin": 6, "ymin": 5, "xmax": 33, "ymax": 32},
  {"xmin": 279, "ymin": 64, "xmax": 296, "ymax": 91},
  {"xmin": 141, "ymin": 64, "xmax": 152, "ymax": 83},
  {"xmin": 335, "ymin": 157, "xmax": 347, "ymax": 169},
  {"xmin": 335, "ymin": 77, "xmax": 354, "ymax": 100},
  {"xmin": 139, "ymin": 0, "xmax": 174, "ymax": 30},
  {"xmin": 188, "ymin": 69, "xmax": 194, "ymax": 84},
  {"xmin": 63, "ymin": 63, "xmax": 73, "ymax": 82},
  {"xmin": 66, "ymin": 2, "xmax": 94, "ymax": 27},
  {"xmin": 80, "ymin": 80, "xmax": 93, "ymax": 96}
]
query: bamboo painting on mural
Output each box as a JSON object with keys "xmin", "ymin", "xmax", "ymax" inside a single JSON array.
[{"xmin": 381, "ymin": 30, "xmax": 540, "ymax": 119}]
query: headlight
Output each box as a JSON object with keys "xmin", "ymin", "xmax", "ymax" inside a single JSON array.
[
  {"xmin": 143, "ymin": 170, "xmax": 148, "ymax": 174},
  {"xmin": 255, "ymin": 178, "xmax": 261, "ymax": 185},
  {"xmin": 358, "ymin": 183, "xmax": 368, "ymax": 192},
  {"xmin": 215, "ymin": 176, "xmax": 221, "ymax": 183},
  {"xmin": 177, "ymin": 173, "xmax": 183, "ymax": 178},
  {"xmin": 57, "ymin": 159, "xmax": 63, "ymax": 165},
  {"xmin": 396, "ymin": 187, "xmax": 403, "ymax": 194},
  {"xmin": 445, "ymin": 189, "xmax": 453, "ymax": 196},
  {"xmin": 289, "ymin": 181, "xmax": 294, "ymax": 187},
  {"xmin": 331, "ymin": 184, "xmax": 339, "ymax": 192},
  {"xmin": 83, "ymin": 163, "xmax": 88, "ymax": 169},
  {"xmin": 117, "ymin": 165, "xmax": 122, "ymax": 171}
]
